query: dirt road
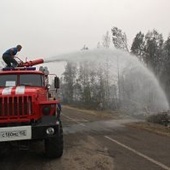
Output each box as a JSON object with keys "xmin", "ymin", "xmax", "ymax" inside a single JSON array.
[{"xmin": 1, "ymin": 106, "xmax": 170, "ymax": 170}]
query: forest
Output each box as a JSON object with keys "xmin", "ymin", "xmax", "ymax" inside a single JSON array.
[{"xmin": 59, "ymin": 27, "xmax": 170, "ymax": 114}]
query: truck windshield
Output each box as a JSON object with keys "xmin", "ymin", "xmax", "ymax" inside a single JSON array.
[
  {"xmin": 20, "ymin": 74, "xmax": 43, "ymax": 86},
  {"xmin": 0, "ymin": 74, "xmax": 44, "ymax": 87},
  {"xmin": 0, "ymin": 75, "xmax": 17, "ymax": 87}
]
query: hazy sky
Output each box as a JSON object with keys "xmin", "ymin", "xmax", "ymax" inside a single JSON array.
[{"xmin": 0, "ymin": 0, "xmax": 170, "ymax": 61}]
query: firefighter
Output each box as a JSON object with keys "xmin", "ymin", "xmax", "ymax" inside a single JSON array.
[{"xmin": 2, "ymin": 45, "xmax": 22, "ymax": 68}]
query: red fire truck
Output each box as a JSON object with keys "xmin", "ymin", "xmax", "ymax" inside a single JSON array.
[{"xmin": 0, "ymin": 58, "xmax": 63, "ymax": 158}]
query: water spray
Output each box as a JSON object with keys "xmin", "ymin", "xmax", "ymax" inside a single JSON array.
[{"xmin": 44, "ymin": 48, "xmax": 169, "ymax": 115}]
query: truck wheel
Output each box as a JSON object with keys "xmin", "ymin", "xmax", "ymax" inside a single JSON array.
[{"xmin": 45, "ymin": 121, "xmax": 63, "ymax": 158}]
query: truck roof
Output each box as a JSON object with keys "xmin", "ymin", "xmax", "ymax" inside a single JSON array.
[{"xmin": 0, "ymin": 67, "xmax": 44, "ymax": 75}]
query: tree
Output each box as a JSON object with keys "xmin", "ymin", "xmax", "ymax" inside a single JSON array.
[
  {"xmin": 61, "ymin": 62, "xmax": 77, "ymax": 104},
  {"xmin": 143, "ymin": 30, "xmax": 164, "ymax": 75},
  {"xmin": 81, "ymin": 45, "xmax": 88, "ymax": 50},
  {"xmin": 159, "ymin": 35, "xmax": 170, "ymax": 102},
  {"xmin": 97, "ymin": 42, "xmax": 101, "ymax": 49},
  {"xmin": 102, "ymin": 31, "xmax": 111, "ymax": 48},
  {"xmin": 111, "ymin": 27, "xmax": 129, "ymax": 51},
  {"xmin": 77, "ymin": 61, "xmax": 95, "ymax": 106},
  {"xmin": 131, "ymin": 31, "xmax": 145, "ymax": 61}
]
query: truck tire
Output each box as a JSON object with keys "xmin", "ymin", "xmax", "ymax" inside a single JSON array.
[{"xmin": 45, "ymin": 121, "xmax": 63, "ymax": 158}]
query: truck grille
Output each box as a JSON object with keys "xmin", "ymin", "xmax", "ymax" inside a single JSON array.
[{"xmin": 0, "ymin": 96, "xmax": 33, "ymax": 119}]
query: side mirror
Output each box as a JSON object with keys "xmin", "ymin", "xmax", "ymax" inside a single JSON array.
[{"xmin": 54, "ymin": 76, "xmax": 60, "ymax": 89}]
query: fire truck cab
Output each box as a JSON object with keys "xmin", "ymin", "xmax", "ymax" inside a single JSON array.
[{"xmin": 0, "ymin": 65, "xmax": 63, "ymax": 158}]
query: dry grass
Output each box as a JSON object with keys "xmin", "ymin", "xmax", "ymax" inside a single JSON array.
[
  {"xmin": 126, "ymin": 122, "xmax": 170, "ymax": 137},
  {"xmin": 63, "ymin": 105, "xmax": 120, "ymax": 119}
]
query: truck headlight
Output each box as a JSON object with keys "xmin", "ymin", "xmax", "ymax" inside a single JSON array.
[{"xmin": 46, "ymin": 127, "xmax": 55, "ymax": 135}]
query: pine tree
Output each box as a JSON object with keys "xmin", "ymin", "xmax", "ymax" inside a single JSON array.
[
  {"xmin": 102, "ymin": 31, "xmax": 111, "ymax": 48},
  {"xmin": 111, "ymin": 27, "xmax": 129, "ymax": 51},
  {"xmin": 131, "ymin": 31, "xmax": 145, "ymax": 61},
  {"xmin": 159, "ymin": 35, "xmax": 170, "ymax": 102},
  {"xmin": 61, "ymin": 62, "xmax": 77, "ymax": 104},
  {"xmin": 143, "ymin": 30, "xmax": 164, "ymax": 75}
]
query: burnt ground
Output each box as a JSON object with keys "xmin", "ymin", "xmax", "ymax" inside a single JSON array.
[{"xmin": 0, "ymin": 106, "xmax": 170, "ymax": 170}]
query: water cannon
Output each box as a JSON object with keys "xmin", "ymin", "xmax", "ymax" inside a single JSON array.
[{"xmin": 18, "ymin": 58, "xmax": 44, "ymax": 67}]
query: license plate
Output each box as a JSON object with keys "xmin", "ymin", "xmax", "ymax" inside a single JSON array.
[{"xmin": 0, "ymin": 126, "xmax": 31, "ymax": 142}]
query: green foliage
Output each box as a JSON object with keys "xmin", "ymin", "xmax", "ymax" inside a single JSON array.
[
  {"xmin": 143, "ymin": 30, "xmax": 164, "ymax": 74},
  {"xmin": 130, "ymin": 29, "xmax": 170, "ymax": 103},
  {"xmin": 61, "ymin": 62, "xmax": 77, "ymax": 104},
  {"xmin": 111, "ymin": 27, "xmax": 129, "ymax": 51},
  {"xmin": 60, "ymin": 27, "xmax": 170, "ymax": 110},
  {"xmin": 131, "ymin": 31, "xmax": 145, "ymax": 60},
  {"xmin": 60, "ymin": 59, "xmax": 119, "ymax": 110},
  {"xmin": 158, "ymin": 35, "xmax": 170, "ymax": 103}
]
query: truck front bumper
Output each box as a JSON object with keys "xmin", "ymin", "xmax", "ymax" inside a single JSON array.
[
  {"xmin": 32, "ymin": 116, "xmax": 60, "ymax": 140},
  {"xmin": 0, "ymin": 116, "xmax": 60, "ymax": 142}
]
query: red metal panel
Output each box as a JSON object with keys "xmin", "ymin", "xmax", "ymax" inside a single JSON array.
[{"xmin": 0, "ymin": 96, "xmax": 35, "ymax": 123}]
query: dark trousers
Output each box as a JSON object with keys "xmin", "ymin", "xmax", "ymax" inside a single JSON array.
[{"xmin": 2, "ymin": 54, "xmax": 18, "ymax": 67}]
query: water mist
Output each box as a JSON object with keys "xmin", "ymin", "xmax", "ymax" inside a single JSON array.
[{"xmin": 44, "ymin": 48, "xmax": 169, "ymax": 117}]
